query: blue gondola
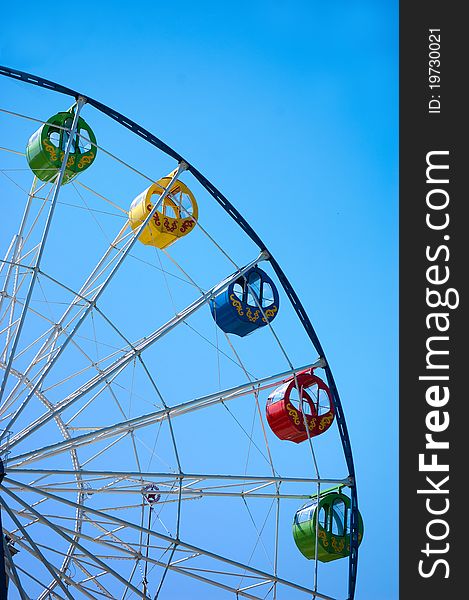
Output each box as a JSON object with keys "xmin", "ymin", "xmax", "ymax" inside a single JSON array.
[{"xmin": 210, "ymin": 267, "xmax": 279, "ymax": 337}]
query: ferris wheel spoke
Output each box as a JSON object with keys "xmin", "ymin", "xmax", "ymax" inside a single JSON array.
[
  {"xmin": 80, "ymin": 517, "xmax": 179, "ymax": 561},
  {"xmin": 147, "ymin": 550, "xmax": 325, "ymax": 600},
  {"xmin": 0, "ymin": 365, "xmax": 87, "ymax": 496},
  {"xmin": 83, "ymin": 521, "xmax": 175, "ymax": 599},
  {"xmin": 0, "ymin": 252, "xmax": 43, "ymax": 318},
  {"xmin": 120, "ymin": 248, "xmax": 284, "ymax": 556},
  {"xmin": 69, "ymin": 523, "xmax": 135, "ymax": 599},
  {"xmin": 148, "ymin": 247, "xmax": 283, "ymax": 485},
  {"xmin": 0, "ymin": 274, "xmax": 145, "ymax": 430},
  {"xmin": 1, "ymin": 335, "xmax": 103, "ymax": 423},
  {"xmin": 243, "ymin": 496, "xmax": 276, "ymax": 561},
  {"xmin": 11, "ymin": 492, "xmax": 176, "ymax": 598},
  {"xmin": 7, "ymin": 469, "xmax": 348, "ymax": 489},
  {"xmin": 0, "ymin": 163, "xmax": 187, "ymax": 445},
  {"xmin": 0, "ymin": 235, "xmax": 16, "ymax": 281},
  {"xmin": 0, "ymin": 98, "xmax": 86, "ymax": 409},
  {"xmin": 154, "ymin": 562, "xmax": 267, "ymax": 600},
  {"xmin": 120, "ymin": 561, "xmax": 143, "ymax": 600},
  {"xmin": 152, "ymin": 552, "xmax": 278, "ymax": 600},
  {"xmin": 10, "ymin": 495, "xmax": 270, "ymax": 600},
  {"xmin": 10, "ymin": 561, "xmax": 73, "ymax": 600},
  {"xmin": 6, "ymin": 495, "xmax": 90, "ymax": 598},
  {"xmin": 3, "ymin": 252, "xmax": 270, "ymax": 453},
  {"xmin": 0, "ymin": 175, "xmax": 40, "ymax": 317},
  {"xmin": 2, "ymin": 483, "xmax": 151, "ymax": 599},
  {"xmin": 1, "ymin": 363, "xmax": 125, "ymax": 455},
  {"xmin": 1, "ymin": 266, "xmax": 25, "ymax": 363},
  {"xmin": 0, "ymin": 267, "xmax": 121, "ymax": 420},
  {"xmin": 0, "ymin": 254, "xmax": 41, "ymax": 363},
  {"xmin": 71, "ymin": 563, "xmax": 115, "ymax": 600},
  {"xmin": 2, "ymin": 533, "xmax": 29, "ymax": 600},
  {"xmin": 14, "ymin": 541, "xmax": 100, "ymax": 600},
  {"xmin": 3, "ymin": 475, "xmax": 338, "ymax": 599},
  {"xmin": 6, "ymin": 481, "xmax": 342, "ymax": 500},
  {"xmin": 0, "ymin": 496, "xmax": 76, "ymax": 599},
  {"xmin": 7, "ymin": 359, "xmax": 322, "ymax": 465},
  {"xmin": 15, "ymin": 535, "xmax": 102, "ymax": 600}
]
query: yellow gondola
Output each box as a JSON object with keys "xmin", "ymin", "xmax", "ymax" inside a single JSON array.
[{"xmin": 129, "ymin": 173, "xmax": 198, "ymax": 249}]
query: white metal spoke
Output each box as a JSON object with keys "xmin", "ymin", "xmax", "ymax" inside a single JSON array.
[
  {"xmin": 3, "ymin": 251, "xmax": 269, "ymax": 453},
  {"xmin": 10, "ymin": 562, "xmax": 66, "ymax": 600},
  {"xmin": 8, "ymin": 360, "xmax": 322, "ymax": 464},
  {"xmin": 2, "ymin": 484, "xmax": 150, "ymax": 599},
  {"xmin": 15, "ymin": 537, "xmax": 100, "ymax": 600},
  {"xmin": 0, "ymin": 98, "xmax": 86, "ymax": 409},
  {"xmin": 10, "ymin": 539, "xmax": 99, "ymax": 600},
  {"xmin": 5, "ymin": 485, "xmax": 337, "ymax": 500},
  {"xmin": 0, "ymin": 163, "xmax": 186, "ymax": 444},
  {"xmin": 9, "ymin": 501, "xmax": 270, "ymax": 600},
  {"xmin": 3, "ymin": 476, "xmax": 335, "ymax": 599},
  {"xmin": 2, "ymin": 533, "xmax": 29, "ymax": 600},
  {"xmin": 0, "ymin": 237, "xmax": 127, "ymax": 420},
  {"xmin": 7, "ymin": 467, "xmax": 347, "ymax": 486},
  {"xmin": 0, "ymin": 497, "xmax": 76, "ymax": 599},
  {"xmin": 7, "ymin": 496, "xmax": 188, "ymax": 598},
  {"xmin": 11, "ymin": 553, "xmax": 91, "ymax": 600},
  {"xmin": 0, "ymin": 271, "xmax": 144, "ymax": 423}
]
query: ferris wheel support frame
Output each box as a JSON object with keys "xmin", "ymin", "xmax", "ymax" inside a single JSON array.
[
  {"xmin": 0, "ymin": 96, "xmax": 86, "ymax": 407},
  {"xmin": 0, "ymin": 64, "xmax": 360, "ymax": 600},
  {"xmin": 0, "ymin": 457, "xmax": 6, "ymax": 600}
]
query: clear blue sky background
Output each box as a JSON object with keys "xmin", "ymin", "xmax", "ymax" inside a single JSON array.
[{"xmin": 1, "ymin": 1, "xmax": 398, "ymax": 598}]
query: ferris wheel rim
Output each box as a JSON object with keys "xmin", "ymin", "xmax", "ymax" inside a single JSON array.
[{"xmin": 0, "ymin": 64, "xmax": 360, "ymax": 599}]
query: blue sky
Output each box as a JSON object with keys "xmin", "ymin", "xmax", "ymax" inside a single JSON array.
[{"xmin": 1, "ymin": 2, "xmax": 398, "ymax": 598}]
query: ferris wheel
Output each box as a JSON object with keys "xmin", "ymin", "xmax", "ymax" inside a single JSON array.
[{"xmin": 0, "ymin": 65, "xmax": 362, "ymax": 600}]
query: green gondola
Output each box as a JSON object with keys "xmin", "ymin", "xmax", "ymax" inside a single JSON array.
[
  {"xmin": 292, "ymin": 488, "xmax": 364, "ymax": 562},
  {"xmin": 26, "ymin": 110, "xmax": 97, "ymax": 184}
]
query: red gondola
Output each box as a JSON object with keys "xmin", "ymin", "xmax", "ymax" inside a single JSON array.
[{"xmin": 266, "ymin": 370, "xmax": 335, "ymax": 443}]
